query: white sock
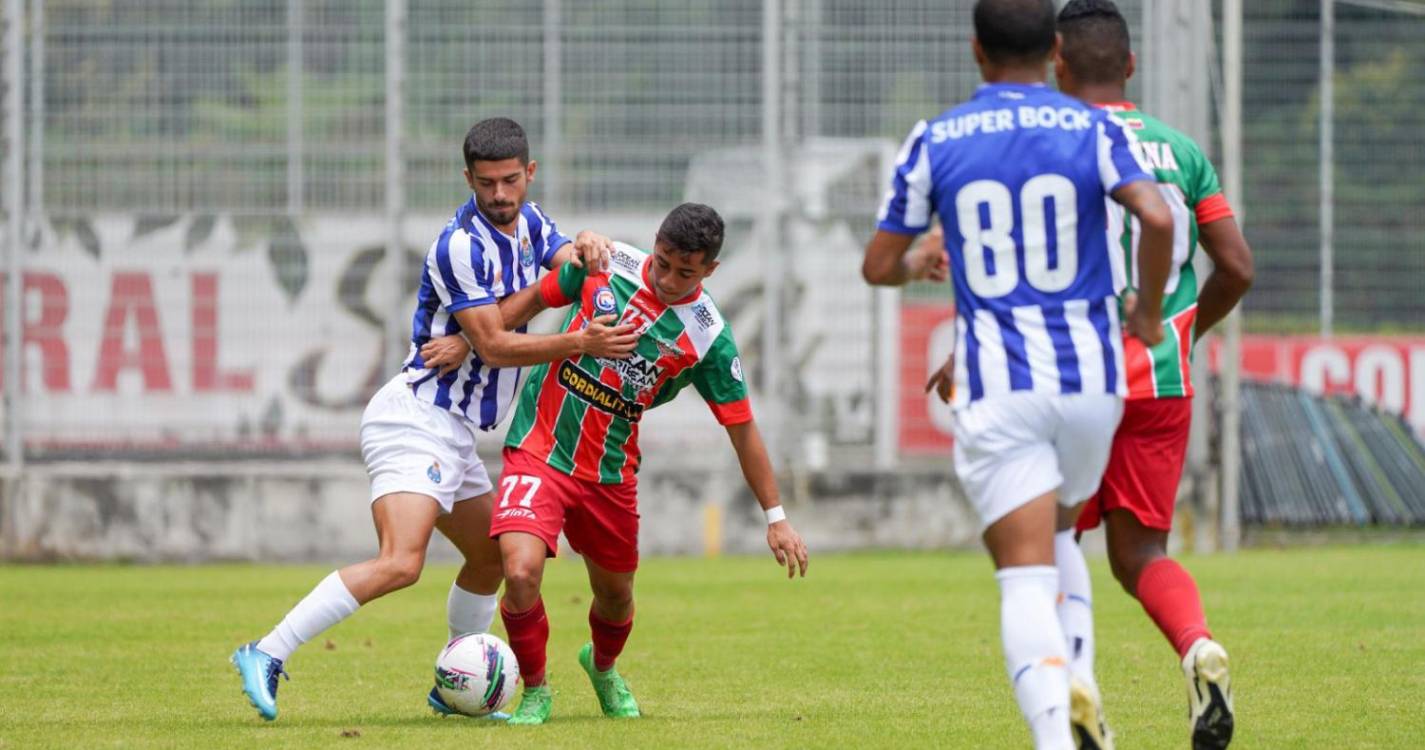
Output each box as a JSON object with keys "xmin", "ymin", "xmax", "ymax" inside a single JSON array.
[
  {"xmin": 256, "ymin": 571, "xmax": 360, "ymax": 662},
  {"xmin": 997, "ymin": 565, "xmax": 1074, "ymax": 750},
  {"xmin": 1029, "ymin": 706, "xmax": 1074, "ymax": 750},
  {"xmin": 446, "ymin": 582, "xmax": 498, "ymax": 640},
  {"xmin": 1054, "ymin": 530, "xmax": 1097, "ymax": 695}
]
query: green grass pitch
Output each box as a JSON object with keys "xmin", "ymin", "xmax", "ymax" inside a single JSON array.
[{"xmin": 2, "ymin": 545, "xmax": 1423, "ymax": 749}]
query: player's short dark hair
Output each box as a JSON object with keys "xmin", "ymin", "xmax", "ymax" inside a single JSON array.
[
  {"xmin": 973, "ymin": 0, "xmax": 1058, "ymax": 65},
  {"xmin": 656, "ymin": 203, "xmax": 725, "ymax": 263},
  {"xmin": 463, "ymin": 117, "xmax": 529, "ymax": 167},
  {"xmin": 1057, "ymin": 0, "xmax": 1132, "ymax": 85}
]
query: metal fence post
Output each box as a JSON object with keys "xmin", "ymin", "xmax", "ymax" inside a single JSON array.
[
  {"xmin": 385, "ymin": 0, "xmax": 407, "ymax": 368},
  {"xmin": 2, "ymin": 0, "xmax": 26, "ymax": 554},
  {"xmin": 1319, "ymin": 0, "xmax": 1335, "ymax": 339},
  {"xmin": 287, "ymin": 0, "xmax": 304, "ymax": 216},
  {"xmin": 26, "ymin": 0, "xmax": 39, "ymax": 221},
  {"xmin": 1220, "ymin": 0, "xmax": 1244, "ymax": 552},
  {"xmin": 760, "ymin": 0, "xmax": 785, "ymax": 465},
  {"xmin": 542, "ymin": 0, "xmax": 562, "ymax": 210},
  {"xmin": 4, "ymin": 0, "xmax": 25, "ymax": 477}
]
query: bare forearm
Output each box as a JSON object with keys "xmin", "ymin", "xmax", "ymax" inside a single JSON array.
[
  {"xmin": 863, "ymin": 256, "xmax": 912, "ymax": 286},
  {"xmin": 1113, "ymin": 181, "xmax": 1174, "ymax": 311},
  {"xmin": 1194, "ymin": 217, "xmax": 1254, "ymax": 339},
  {"xmin": 1194, "ymin": 269, "xmax": 1251, "ymax": 339},
  {"xmin": 470, "ymin": 328, "xmax": 582, "ymax": 367},
  {"xmin": 496, "ymin": 286, "xmax": 548, "ymax": 330},
  {"xmin": 728, "ymin": 421, "xmax": 781, "ymax": 510},
  {"xmin": 1135, "ymin": 220, "xmax": 1173, "ymax": 311},
  {"xmin": 861, "ymin": 231, "xmax": 919, "ymax": 287}
]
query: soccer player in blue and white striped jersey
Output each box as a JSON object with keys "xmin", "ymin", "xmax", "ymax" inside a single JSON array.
[
  {"xmin": 232, "ymin": 117, "xmax": 638, "ymax": 722},
  {"xmin": 862, "ymin": 2, "xmax": 1174, "ymax": 748}
]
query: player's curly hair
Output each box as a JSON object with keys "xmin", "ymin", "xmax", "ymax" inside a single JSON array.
[
  {"xmin": 1058, "ymin": 0, "xmax": 1133, "ymax": 85},
  {"xmin": 463, "ymin": 117, "xmax": 529, "ymax": 167},
  {"xmin": 973, "ymin": 0, "xmax": 1057, "ymax": 65},
  {"xmin": 656, "ymin": 203, "xmax": 725, "ymax": 262}
]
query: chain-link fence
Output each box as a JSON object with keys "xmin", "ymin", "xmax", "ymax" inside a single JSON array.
[
  {"xmin": 1241, "ymin": 0, "xmax": 1425, "ymax": 334},
  {"xmin": 2, "ymin": 0, "xmax": 1423, "ymax": 473}
]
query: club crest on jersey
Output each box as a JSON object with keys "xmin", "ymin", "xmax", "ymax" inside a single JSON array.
[
  {"xmin": 520, "ymin": 236, "xmax": 535, "ymax": 267},
  {"xmin": 427, "ymin": 460, "xmax": 442, "ymax": 484},
  {"xmin": 593, "ymin": 286, "xmax": 618, "ymax": 317},
  {"xmin": 653, "ymin": 337, "xmax": 685, "ymax": 360},
  {"xmin": 730, "ymin": 356, "xmax": 744, "ymax": 382}
]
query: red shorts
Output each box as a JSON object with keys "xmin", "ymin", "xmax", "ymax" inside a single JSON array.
[
  {"xmin": 488, "ymin": 447, "xmax": 640, "ymax": 573},
  {"xmin": 1076, "ymin": 397, "xmax": 1192, "ymax": 533}
]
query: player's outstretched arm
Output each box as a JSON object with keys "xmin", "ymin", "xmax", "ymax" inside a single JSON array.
[
  {"xmin": 421, "ymin": 286, "xmax": 552, "ymax": 373},
  {"xmin": 861, "ymin": 230, "xmax": 947, "ymax": 287},
  {"xmin": 725, "ymin": 419, "xmax": 809, "ymax": 579},
  {"xmin": 1113, "ymin": 180, "xmax": 1174, "ymax": 346},
  {"xmin": 1194, "ymin": 216, "xmax": 1254, "ymax": 340},
  {"xmin": 449, "ymin": 303, "xmax": 635, "ymax": 368},
  {"xmin": 496, "ymin": 283, "xmax": 553, "ymax": 330}
]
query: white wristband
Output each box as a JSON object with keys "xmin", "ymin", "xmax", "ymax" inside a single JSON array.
[{"xmin": 764, "ymin": 505, "xmax": 787, "ymax": 525}]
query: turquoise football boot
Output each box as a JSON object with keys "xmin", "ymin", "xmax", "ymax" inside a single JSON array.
[
  {"xmin": 427, "ymin": 684, "xmax": 510, "ymax": 721},
  {"xmin": 231, "ymin": 642, "xmax": 288, "ymax": 721}
]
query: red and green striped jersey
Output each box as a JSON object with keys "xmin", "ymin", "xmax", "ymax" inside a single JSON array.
[
  {"xmin": 1102, "ymin": 102, "xmax": 1235, "ymax": 400},
  {"xmin": 504, "ymin": 242, "xmax": 752, "ymax": 484}
]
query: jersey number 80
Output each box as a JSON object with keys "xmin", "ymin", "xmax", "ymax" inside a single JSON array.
[{"xmin": 956, "ymin": 174, "xmax": 1078, "ymax": 299}]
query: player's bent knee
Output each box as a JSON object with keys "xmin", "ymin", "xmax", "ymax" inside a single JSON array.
[
  {"xmin": 1108, "ymin": 553, "xmax": 1141, "ymax": 594},
  {"xmin": 1110, "ymin": 547, "xmax": 1161, "ymax": 596},
  {"xmin": 378, "ymin": 554, "xmax": 425, "ymax": 591},
  {"xmin": 592, "ymin": 583, "xmax": 634, "ymax": 609},
  {"xmin": 502, "ymin": 558, "xmax": 545, "ymax": 595}
]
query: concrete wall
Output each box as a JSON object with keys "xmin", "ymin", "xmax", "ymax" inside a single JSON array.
[{"xmin": 0, "ymin": 460, "xmax": 981, "ymax": 563}]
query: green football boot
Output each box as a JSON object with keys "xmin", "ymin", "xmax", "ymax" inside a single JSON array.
[
  {"xmin": 505, "ymin": 683, "xmax": 553, "ymax": 726},
  {"xmin": 578, "ymin": 642, "xmax": 641, "ymax": 718}
]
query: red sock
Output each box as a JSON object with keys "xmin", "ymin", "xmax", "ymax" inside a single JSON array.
[
  {"xmin": 588, "ymin": 608, "xmax": 634, "ymax": 672},
  {"xmin": 501, "ymin": 599, "xmax": 549, "ymax": 686},
  {"xmin": 1134, "ymin": 557, "xmax": 1212, "ymax": 658}
]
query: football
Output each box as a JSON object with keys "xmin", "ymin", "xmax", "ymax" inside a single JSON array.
[{"xmin": 433, "ymin": 633, "xmax": 520, "ymax": 716}]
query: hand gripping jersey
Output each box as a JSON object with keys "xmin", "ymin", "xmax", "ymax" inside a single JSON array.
[
  {"xmin": 402, "ymin": 198, "xmax": 570, "ymax": 429},
  {"xmin": 1101, "ymin": 102, "xmax": 1235, "ymax": 400},
  {"xmin": 878, "ymin": 83, "xmax": 1155, "ymax": 408},
  {"xmin": 504, "ymin": 243, "xmax": 752, "ymax": 483}
]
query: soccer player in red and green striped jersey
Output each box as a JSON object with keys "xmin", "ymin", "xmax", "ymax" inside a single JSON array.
[
  {"xmin": 1057, "ymin": 3, "xmax": 1253, "ymax": 748},
  {"xmin": 479, "ymin": 202, "xmax": 809, "ymax": 724}
]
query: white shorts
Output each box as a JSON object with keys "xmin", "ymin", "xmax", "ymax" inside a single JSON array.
[
  {"xmin": 952, "ymin": 392, "xmax": 1124, "ymax": 530},
  {"xmin": 360, "ymin": 374, "xmax": 494, "ymax": 513}
]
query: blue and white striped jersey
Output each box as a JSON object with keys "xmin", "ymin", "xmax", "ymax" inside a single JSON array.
[
  {"xmin": 403, "ymin": 197, "xmax": 571, "ymax": 429},
  {"xmin": 878, "ymin": 82, "xmax": 1153, "ymax": 408}
]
